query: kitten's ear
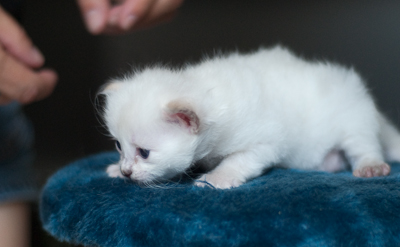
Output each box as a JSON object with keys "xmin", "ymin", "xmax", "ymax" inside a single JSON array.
[
  {"xmin": 165, "ymin": 100, "xmax": 200, "ymax": 134},
  {"xmin": 99, "ymin": 81, "xmax": 123, "ymax": 95}
]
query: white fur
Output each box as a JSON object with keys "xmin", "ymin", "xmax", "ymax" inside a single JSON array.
[{"xmin": 101, "ymin": 46, "xmax": 399, "ymax": 189}]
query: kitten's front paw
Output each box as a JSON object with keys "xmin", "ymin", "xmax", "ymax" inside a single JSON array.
[
  {"xmin": 194, "ymin": 173, "xmax": 244, "ymax": 189},
  {"xmin": 106, "ymin": 164, "xmax": 125, "ymax": 178},
  {"xmin": 353, "ymin": 162, "xmax": 391, "ymax": 177}
]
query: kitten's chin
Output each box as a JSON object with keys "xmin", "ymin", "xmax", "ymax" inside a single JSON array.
[
  {"xmin": 129, "ymin": 169, "xmax": 177, "ymax": 186},
  {"xmin": 131, "ymin": 175, "xmax": 173, "ymax": 187}
]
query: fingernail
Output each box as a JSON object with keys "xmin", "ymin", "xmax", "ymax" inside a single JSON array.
[
  {"xmin": 121, "ymin": 14, "xmax": 137, "ymax": 30},
  {"xmin": 30, "ymin": 47, "xmax": 44, "ymax": 65},
  {"xmin": 86, "ymin": 10, "xmax": 103, "ymax": 34}
]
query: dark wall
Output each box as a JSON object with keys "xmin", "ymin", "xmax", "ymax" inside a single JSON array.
[{"xmin": 22, "ymin": 0, "xmax": 400, "ymax": 183}]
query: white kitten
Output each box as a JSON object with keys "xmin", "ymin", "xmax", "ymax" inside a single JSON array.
[{"xmin": 100, "ymin": 46, "xmax": 400, "ymax": 189}]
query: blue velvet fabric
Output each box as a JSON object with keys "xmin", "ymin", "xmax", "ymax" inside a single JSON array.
[{"xmin": 40, "ymin": 152, "xmax": 400, "ymax": 247}]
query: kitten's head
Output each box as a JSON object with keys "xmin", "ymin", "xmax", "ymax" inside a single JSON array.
[{"xmin": 100, "ymin": 72, "xmax": 203, "ymax": 184}]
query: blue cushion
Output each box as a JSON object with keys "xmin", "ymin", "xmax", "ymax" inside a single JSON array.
[{"xmin": 40, "ymin": 152, "xmax": 400, "ymax": 247}]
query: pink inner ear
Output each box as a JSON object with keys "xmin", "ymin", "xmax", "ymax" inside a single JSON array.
[
  {"xmin": 165, "ymin": 106, "xmax": 200, "ymax": 134},
  {"xmin": 175, "ymin": 112, "xmax": 192, "ymax": 127}
]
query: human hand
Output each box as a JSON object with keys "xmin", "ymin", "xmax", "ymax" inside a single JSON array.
[
  {"xmin": 0, "ymin": 6, "xmax": 57, "ymax": 105},
  {"xmin": 76, "ymin": 0, "xmax": 184, "ymax": 35}
]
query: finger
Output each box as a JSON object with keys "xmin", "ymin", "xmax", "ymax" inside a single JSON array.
[
  {"xmin": 0, "ymin": 94, "xmax": 12, "ymax": 105},
  {"xmin": 102, "ymin": 0, "xmax": 183, "ymax": 34},
  {"xmin": 136, "ymin": 0, "xmax": 183, "ymax": 28},
  {"xmin": 101, "ymin": 10, "xmax": 175, "ymax": 34},
  {"xmin": 33, "ymin": 69, "xmax": 58, "ymax": 102},
  {"xmin": 0, "ymin": 50, "xmax": 58, "ymax": 104},
  {"xmin": 76, "ymin": 0, "xmax": 110, "ymax": 34},
  {"xmin": 133, "ymin": 9, "xmax": 177, "ymax": 30},
  {"xmin": 117, "ymin": 0, "xmax": 156, "ymax": 31},
  {"xmin": 0, "ymin": 6, "xmax": 44, "ymax": 68},
  {"xmin": 107, "ymin": 4, "xmax": 124, "ymax": 27}
]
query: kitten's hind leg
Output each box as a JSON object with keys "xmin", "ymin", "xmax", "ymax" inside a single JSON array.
[
  {"xmin": 341, "ymin": 133, "xmax": 390, "ymax": 177},
  {"xmin": 195, "ymin": 145, "xmax": 278, "ymax": 189},
  {"xmin": 378, "ymin": 113, "xmax": 400, "ymax": 162}
]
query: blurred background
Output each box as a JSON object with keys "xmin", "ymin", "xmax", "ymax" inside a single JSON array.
[{"xmin": 17, "ymin": 0, "xmax": 400, "ymax": 246}]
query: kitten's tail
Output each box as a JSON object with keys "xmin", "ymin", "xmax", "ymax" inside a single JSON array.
[{"xmin": 379, "ymin": 113, "xmax": 400, "ymax": 162}]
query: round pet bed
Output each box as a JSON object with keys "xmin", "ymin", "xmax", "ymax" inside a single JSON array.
[{"xmin": 40, "ymin": 152, "xmax": 400, "ymax": 247}]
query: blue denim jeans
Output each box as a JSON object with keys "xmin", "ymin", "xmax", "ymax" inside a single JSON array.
[{"xmin": 0, "ymin": 103, "xmax": 37, "ymax": 203}]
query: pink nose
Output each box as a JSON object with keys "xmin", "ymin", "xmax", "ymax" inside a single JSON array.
[{"xmin": 121, "ymin": 169, "xmax": 132, "ymax": 177}]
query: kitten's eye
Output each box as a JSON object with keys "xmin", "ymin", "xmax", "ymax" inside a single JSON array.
[
  {"xmin": 138, "ymin": 148, "xmax": 150, "ymax": 159},
  {"xmin": 115, "ymin": 141, "xmax": 122, "ymax": 152}
]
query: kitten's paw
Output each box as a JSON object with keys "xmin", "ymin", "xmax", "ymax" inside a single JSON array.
[
  {"xmin": 353, "ymin": 162, "xmax": 391, "ymax": 177},
  {"xmin": 194, "ymin": 173, "xmax": 244, "ymax": 189},
  {"xmin": 106, "ymin": 164, "xmax": 125, "ymax": 178}
]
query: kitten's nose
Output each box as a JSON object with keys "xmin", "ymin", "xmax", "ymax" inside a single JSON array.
[{"xmin": 121, "ymin": 169, "xmax": 132, "ymax": 177}]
